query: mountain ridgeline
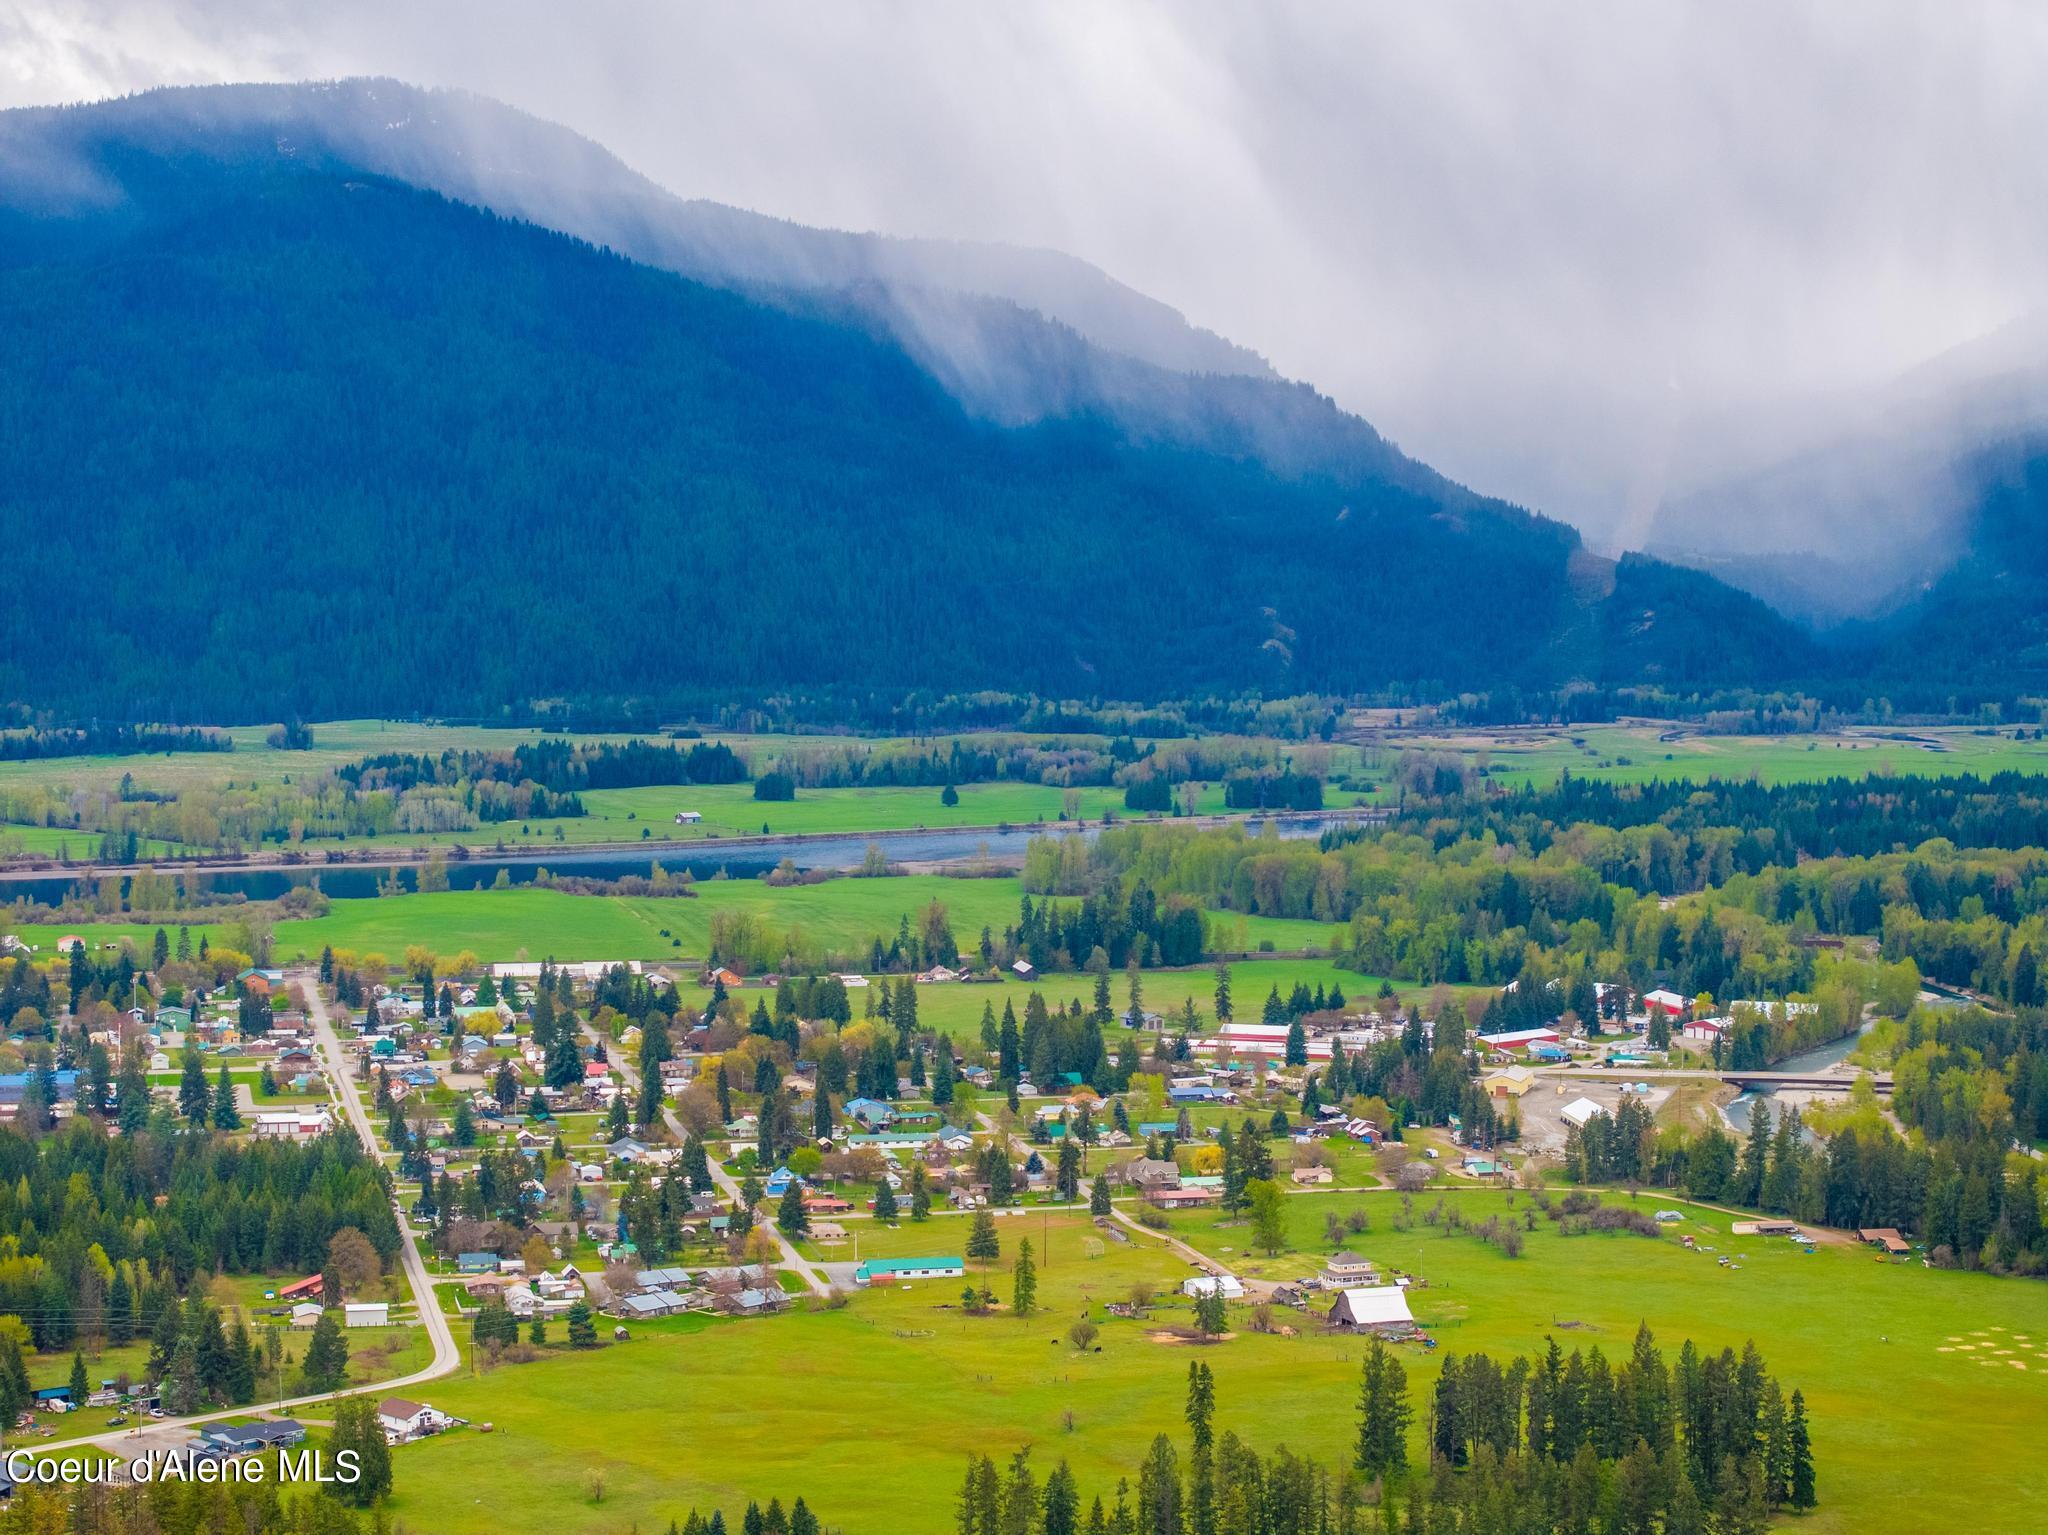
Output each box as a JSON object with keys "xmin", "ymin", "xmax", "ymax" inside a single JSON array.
[{"xmin": 0, "ymin": 83, "xmax": 1819, "ymax": 721}]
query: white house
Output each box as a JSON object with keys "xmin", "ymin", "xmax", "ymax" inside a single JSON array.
[
  {"xmin": 376, "ymin": 1397, "xmax": 451, "ymax": 1443},
  {"xmin": 1182, "ymin": 1274, "xmax": 1245, "ymax": 1301}
]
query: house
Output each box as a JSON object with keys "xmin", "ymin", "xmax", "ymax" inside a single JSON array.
[
  {"xmin": 1291, "ymin": 1165, "xmax": 1334, "ymax": 1186},
  {"xmin": 377, "ymin": 1398, "xmax": 452, "ymax": 1443},
  {"xmin": 854, "ymin": 1257, "xmax": 966, "ymax": 1285},
  {"xmin": 198, "ymin": 1419, "xmax": 306, "ymax": 1456},
  {"xmin": 289, "ymin": 1302, "xmax": 325, "ymax": 1329},
  {"xmin": 843, "ymin": 1097, "xmax": 896, "ymax": 1131},
  {"xmin": 1484, "ymin": 1065, "xmax": 1538, "ymax": 1099},
  {"xmin": 1122, "ymin": 1158, "xmax": 1182, "ymax": 1191},
  {"xmin": 1329, "ymin": 1287, "xmax": 1416, "ymax": 1332},
  {"xmin": 1322, "ymin": 1251, "xmax": 1377, "ymax": 1287},
  {"xmin": 725, "ymin": 1287, "xmax": 783, "ymax": 1315},
  {"xmin": 707, "ymin": 967, "xmax": 744, "ymax": 990},
  {"xmin": 802, "ymin": 1191, "xmax": 854, "ymax": 1214},
  {"xmin": 607, "ymin": 1136, "xmax": 653, "ymax": 1162},
  {"xmin": 344, "ymin": 1302, "xmax": 390, "ymax": 1328},
  {"xmin": 763, "ymin": 1166, "xmax": 798, "ymax": 1198},
  {"xmin": 1168, "ymin": 1084, "xmax": 1232, "ymax": 1105},
  {"xmin": 1182, "ymin": 1274, "xmax": 1245, "ymax": 1301},
  {"xmin": 1148, "ymin": 1186, "xmax": 1221, "ymax": 1209},
  {"xmin": 278, "ymin": 1274, "xmax": 325, "ymax": 1302},
  {"xmin": 673, "ymin": 810, "xmax": 703, "ymax": 825},
  {"xmin": 1559, "ymin": 1097, "xmax": 1607, "ymax": 1129}
]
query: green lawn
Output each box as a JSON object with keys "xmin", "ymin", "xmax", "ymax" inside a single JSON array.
[{"xmin": 380, "ymin": 1188, "xmax": 2047, "ymax": 1535}]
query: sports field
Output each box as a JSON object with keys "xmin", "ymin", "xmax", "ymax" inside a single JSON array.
[{"xmin": 379, "ymin": 1188, "xmax": 2048, "ymax": 1535}]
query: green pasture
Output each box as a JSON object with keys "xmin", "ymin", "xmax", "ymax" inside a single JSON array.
[
  {"xmin": 1389, "ymin": 722, "xmax": 2048, "ymax": 792},
  {"xmin": 384, "ymin": 1188, "xmax": 2046, "ymax": 1535}
]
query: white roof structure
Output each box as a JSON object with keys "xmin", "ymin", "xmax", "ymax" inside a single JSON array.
[
  {"xmin": 1330, "ymin": 1287, "xmax": 1414, "ymax": 1327},
  {"xmin": 1560, "ymin": 1096, "xmax": 1608, "ymax": 1128},
  {"xmin": 1182, "ymin": 1274, "xmax": 1245, "ymax": 1300}
]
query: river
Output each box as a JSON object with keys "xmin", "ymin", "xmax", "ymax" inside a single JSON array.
[
  {"xmin": 7, "ymin": 811, "xmax": 1364, "ymax": 906},
  {"xmin": 1722, "ymin": 1023, "xmax": 1874, "ymax": 1136}
]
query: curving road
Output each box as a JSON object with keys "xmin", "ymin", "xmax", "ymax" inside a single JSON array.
[
  {"xmin": 572, "ymin": 1016, "xmax": 830, "ymax": 1296},
  {"xmin": 27, "ymin": 972, "xmax": 462, "ymax": 1463}
]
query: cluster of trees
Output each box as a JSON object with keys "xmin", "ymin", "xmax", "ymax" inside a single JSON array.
[
  {"xmin": 1221, "ymin": 769, "xmax": 1324, "ymax": 811},
  {"xmin": 0, "ymin": 1481, "xmax": 389, "ymax": 1534},
  {"xmin": 1012, "ymin": 888, "xmax": 1211, "ymax": 971},
  {"xmin": 948, "ymin": 1334, "xmax": 1814, "ymax": 1535},
  {"xmin": 1430, "ymin": 1330, "xmax": 1814, "ymax": 1521},
  {"xmin": 1436, "ymin": 771, "xmax": 2048, "ymax": 867},
  {"xmin": 0, "ymin": 1119, "xmax": 399, "ymax": 1346},
  {"xmin": 0, "ymin": 723, "xmax": 231, "ymax": 760}
]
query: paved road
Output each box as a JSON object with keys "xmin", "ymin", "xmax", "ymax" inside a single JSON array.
[
  {"xmin": 26, "ymin": 974, "xmax": 463, "ymax": 1462},
  {"xmin": 573, "ymin": 1016, "xmax": 831, "ymax": 1297},
  {"xmin": 301, "ymin": 969, "xmax": 463, "ymax": 1383}
]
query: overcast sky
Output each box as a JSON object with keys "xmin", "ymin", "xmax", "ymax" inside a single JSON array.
[{"xmin": 6, "ymin": 0, "xmax": 2045, "ymax": 547}]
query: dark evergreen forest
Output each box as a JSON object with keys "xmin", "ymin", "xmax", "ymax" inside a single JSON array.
[{"xmin": 0, "ymin": 147, "xmax": 1815, "ymax": 722}]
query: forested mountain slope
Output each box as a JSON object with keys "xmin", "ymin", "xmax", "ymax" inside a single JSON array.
[{"xmin": 0, "ymin": 92, "xmax": 1813, "ymax": 720}]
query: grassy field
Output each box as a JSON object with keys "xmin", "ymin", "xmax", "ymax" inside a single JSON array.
[
  {"xmin": 379, "ymin": 1188, "xmax": 2048, "ymax": 1534},
  {"xmin": 32, "ymin": 875, "xmax": 1352, "ymax": 973},
  {"xmin": 1375, "ymin": 722, "xmax": 2048, "ymax": 791}
]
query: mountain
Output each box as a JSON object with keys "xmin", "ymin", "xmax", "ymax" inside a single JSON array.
[
  {"xmin": 1639, "ymin": 310, "xmax": 2048, "ymax": 708},
  {"xmin": 0, "ymin": 83, "xmax": 1813, "ymax": 721},
  {"xmin": 1645, "ymin": 312, "xmax": 2048, "ymax": 629},
  {"xmin": 0, "ymin": 80, "xmax": 1271, "ymax": 393}
]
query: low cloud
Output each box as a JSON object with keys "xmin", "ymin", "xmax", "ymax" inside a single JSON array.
[{"xmin": 7, "ymin": 1, "xmax": 2046, "ymax": 555}]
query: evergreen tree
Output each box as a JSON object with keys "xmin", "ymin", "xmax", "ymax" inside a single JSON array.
[
  {"xmin": 1012, "ymin": 1239, "xmax": 1038, "ymax": 1317},
  {"xmin": 777, "ymin": 1182, "xmax": 810, "ymax": 1235},
  {"xmin": 211, "ymin": 1064, "xmax": 241, "ymax": 1128},
  {"xmin": 177, "ymin": 1048, "xmax": 211, "ymax": 1126},
  {"xmin": 301, "ymin": 1310, "xmax": 349, "ymax": 1392},
  {"xmin": 1788, "ymin": 1389, "xmax": 1816, "ymax": 1508}
]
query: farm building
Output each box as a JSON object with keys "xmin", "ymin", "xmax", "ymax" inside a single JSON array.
[
  {"xmin": 1182, "ymin": 1275, "xmax": 1245, "ymax": 1301},
  {"xmin": 1560, "ymin": 1097, "xmax": 1607, "ymax": 1129},
  {"xmin": 1329, "ymin": 1287, "xmax": 1416, "ymax": 1332},
  {"xmin": 343, "ymin": 1302, "xmax": 390, "ymax": 1328},
  {"xmin": 1858, "ymin": 1227, "xmax": 1912, "ymax": 1254},
  {"xmin": 854, "ymin": 1257, "xmax": 966, "ymax": 1285},
  {"xmin": 1641, "ymin": 989, "xmax": 1689, "ymax": 1018},
  {"xmin": 1484, "ymin": 1065, "xmax": 1538, "ymax": 1099}
]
